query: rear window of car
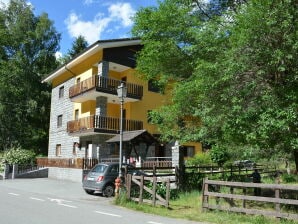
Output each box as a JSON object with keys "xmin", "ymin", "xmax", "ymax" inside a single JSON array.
[{"xmin": 91, "ymin": 164, "xmax": 107, "ymax": 173}]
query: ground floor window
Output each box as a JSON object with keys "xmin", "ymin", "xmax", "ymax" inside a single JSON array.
[
  {"xmin": 56, "ymin": 144, "xmax": 61, "ymax": 156},
  {"xmin": 182, "ymin": 146, "xmax": 195, "ymax": 157}
]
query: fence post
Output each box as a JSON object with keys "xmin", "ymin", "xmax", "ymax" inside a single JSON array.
[
  {"xmin": 175, "ymin": 165, "xmax": 179, "ymax": 188},
  {"xmin": 12, "ymin": 164, "xmax": 18, "ymax": 179},
  {"xmin": 201, "ymin": 177, "xmax": 209, "ymax": 211},
  {"xmin": 242, "ymin": 188, "xmax": 246, "ymax": 208},
  {"xmin": 124, "ymin": 166, "xmax": 128, "ymax": 186},
  {"xmin": 4, "ymin": 164, "xmax": 10, "ymax": 179},
  {"xmin": 139, "ymin": 175, "xmax": 144, "ymax": 204},
  {"xmin": 126, "ymin": 174, "xmax": 131, "ymax": 200},
  {"xmin": 275, "ymin": 179, "xmax": 281, "ymax": 219},
  {"xmin": 152, "ymin": 176, "xmax": 157, "ymax": 206},
  {"xmin": 153, "ymin": 165, "xmax": 156, "ymax": 176},
  {"xmin": 166, "ymin": 178, "xmax": 170, "ymax": 208}
]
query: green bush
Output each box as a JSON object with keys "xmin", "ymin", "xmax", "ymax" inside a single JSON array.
[
  {"xmin": 3, "ymin": 147, "xmax": 36, "ymax": 165},
  {"xmin": 183, "ymin": 172, "xmax": 206, "ymax": 191},
  {"xmin": 210, "ymin": 145, "xmax": 230, "ymax": 167},
  {"xmin": 186, "ymin": 152, "xmax": 212, "ymax": 166},
  {"xmin": 141, "ymin": 181, "xmax": 179, "ymax": 200},
  {"xmin": 282, "ymin": 174, "xmax": 298, "ymax": 183}
]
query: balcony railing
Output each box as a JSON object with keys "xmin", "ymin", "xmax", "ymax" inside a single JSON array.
[
  {"xmin": 36, "ymin": 157, "xmax": 98, "ymax": 170},
  {"xmin": 67, "ymin": 115, "xmax": 143, "ymax": 134},
  {"xmin": 69, "ymin": 75, "xmax": 143, "ymax": 100}
]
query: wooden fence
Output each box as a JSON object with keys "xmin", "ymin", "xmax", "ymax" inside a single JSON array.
[
  {"xmin": 202, "ymin": 178, "xmax": 298, "ymax": 220},
  {"xmin": 36, "ymin": 157, "xmax": 98, "ymax": 170},
  {"xmin": 125, "ymin": 174, "xmax": 171, "ymax": 208}
]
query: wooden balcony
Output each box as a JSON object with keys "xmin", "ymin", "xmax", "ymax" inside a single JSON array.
[
  {"xmin": 67, "ymin": 115, "xmax": 143, "ymax": 135},
  {"xmin": 69, "ymin": 76, "xmax": 143, "ymax": 102}
]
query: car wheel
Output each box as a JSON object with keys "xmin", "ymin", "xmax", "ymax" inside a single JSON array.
[
  {"xmin": 84, "ymin": 189, "xmax": 95, "ymax": 195},
  {"xmin": 103, "ymin": 184, "xmax": 114, "ymax": 197}
]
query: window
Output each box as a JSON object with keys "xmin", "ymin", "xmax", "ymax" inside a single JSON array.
[
  {"xmin": 182, "ymin": 146, "xmax": 195, "ymax": 157},
  {"xmin": 75, "ymin": 109, "xmax": 79, "ymax": 120},
  {"xmin": 56, "ymin": 144, "xmax": 61, "ymax": 157},
  {"xmin": 59, "ymin": 86, "xmax": 64, "ymax": 98},
  {"xmin": 57, "ymin": 115, "xmax": 63, "ymax": 127},
  {"xmin": 73, "ymin": 142, "xmax": 79, "ymax": 156},
  {"xmin": 76, "ymin": 78, "xmax": 81, "ymax": 84}
]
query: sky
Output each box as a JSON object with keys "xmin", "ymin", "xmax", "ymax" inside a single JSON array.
[{"xmin": 0, "ymin": 0, "xmax": 157, "ymax": 56}]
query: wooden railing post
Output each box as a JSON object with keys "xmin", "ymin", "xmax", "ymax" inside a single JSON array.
[
  {"xmin": 139, "ymin": 175, "xmax": 144, "ymax": 204},
  {"xmin": 166, "ymin": 178, "xmax": 170, "ymax": 208},
  {"xmin": 202, "ymin": 177, "xmax": 209, "ymax": 211},
  {"xmin": 126, "ymin": 174, "xmax": 132, "ymax": 200},
  {"xmin": 152, "ymin": 176, "xmax": 157, "ymax": 206},
  {"xmin": 242, "ymin": 188, "xmax": 246, "ymax": 209},
  {"xmin": 153, "ymin": 165, "xmax": 156, "ymax": 176},
  {"xmin": 275, "ymin": 180, "xmax": 281, "ymax": 219}
]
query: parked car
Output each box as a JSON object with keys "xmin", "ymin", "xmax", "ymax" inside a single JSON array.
[
  {"xmin": 82, "ymin": 162, "xmax": 146, "ymax": 197},
  {"xmin": 233, "ymin": 160, "xmax": 256, "ymax": 169}
]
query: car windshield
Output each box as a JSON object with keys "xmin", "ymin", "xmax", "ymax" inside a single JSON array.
[{"xmin": 91, "ymin": 164, "xmax": 107, "ymax": 173}]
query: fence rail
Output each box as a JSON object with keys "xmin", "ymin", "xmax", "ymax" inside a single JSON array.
[
  {"xmin": 202, "ymin": 178, "xmax": 298, "ymax": 220},
  {"xmin": 36, "ymin": 157, "xmax": 98, "ymax": 170}
]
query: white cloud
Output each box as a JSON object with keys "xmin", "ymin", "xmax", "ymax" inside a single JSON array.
[
  {"xmin": 0, "ymin": 0, "xmax": 9, "ymax": 8},
  {"xmin": 108, "ymin": 3, "xmax": 135, "ymax": 27},
  {"xmin": 55, "ymin": 51, "xmax": 63, "ymax": 59},
  {"xmin": 83, "ymin": 0, "xmax": 94, "ymax": 5},
  {"xmin": 65, "ymin": 12, "xmax": 111, "ymax": 44},
  {"xmin": 65, "ymin": 2, "xmax": 136, "ymax": 44}
]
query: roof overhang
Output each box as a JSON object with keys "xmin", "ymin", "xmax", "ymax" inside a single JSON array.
[
  {"xmin": 42, "ymin": 38, "xmax": 141, "ymax": 83},
  {"xmin": 106, "ymin": 130, "xmax": 158, "ymax": 145}
]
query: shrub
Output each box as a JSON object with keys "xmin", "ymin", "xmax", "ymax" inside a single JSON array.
[
  {"xmin": 3, "ymin": 147, "xmax": 36, "ymax": 165},
  {"xmin": 282, "ymin": 174, "xmax": 298, "ymax": 183},
  {"xmin": 142, "ymin": 181, "xmax": 179, "ymax": 200},
  {"xmin": 186, "ymin": 152, "xmax": 212, "ymax": 166},
  {"xmin": 210, "ymin": 145, "xmax": 230, "ymax": 167}
]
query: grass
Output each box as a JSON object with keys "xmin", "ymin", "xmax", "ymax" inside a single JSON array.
[{"xmin": 115, "ymin": 190, "xmax": 298, "ymax": 224}]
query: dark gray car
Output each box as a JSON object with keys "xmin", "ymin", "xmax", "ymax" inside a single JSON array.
[{"xmin": 82, "ymin": 163, "xmax": 144, "ymax": 197}]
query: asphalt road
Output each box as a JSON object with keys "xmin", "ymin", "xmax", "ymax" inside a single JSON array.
[{"xmin": 0, "ymin": 178, "xmax": 205, "ymax": 224}]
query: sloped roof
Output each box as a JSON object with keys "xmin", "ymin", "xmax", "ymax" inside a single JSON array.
[
  {"xmin": 106, "ymin": 130, "xmax": 158, "ymax": 144},
  {"xmin": 42, "ymin": 37, "xmax": 141, "ymax": 83}
]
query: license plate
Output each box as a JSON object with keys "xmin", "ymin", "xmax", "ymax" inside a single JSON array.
[{"xmin": 87, "ymin": 177, "xmax": 94, "ymax": 181}]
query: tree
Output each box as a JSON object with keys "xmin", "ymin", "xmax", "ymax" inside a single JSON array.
[
  {"xmin": 0, "ymin": 0, "xmax": 60, "ymax": 154},
  {"xmin": 59, "ymin": 35, "xmax": 88, "ymax": 64},
  {"xmin": 133, "ymin": 0, "xmax": 298, "ymax": 171},
  {"xmin": 210, "ymin": 145, "xmax": 229, "ymax": 167},
  {"xmin": 68, "ymin": 35, "xmax": 88, "ymax": 57}
]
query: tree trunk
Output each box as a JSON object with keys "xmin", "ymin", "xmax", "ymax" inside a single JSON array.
[{"xmin": 294, "ymin": 150, "xmax": 298, "ymax": 174}]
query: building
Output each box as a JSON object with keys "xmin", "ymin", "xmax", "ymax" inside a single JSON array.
[{"xmin": 42, "ymin": 38, "xmax": 202, "ymax": 181}]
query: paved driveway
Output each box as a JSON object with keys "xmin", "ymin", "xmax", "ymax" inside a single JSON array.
[
  {"xmin": 0, "ymin": 177, "xmax": 112, "ymax": 204},
  {"xmin": 0, "ymin": 178, "xmax": 205, "ymax": 224}
]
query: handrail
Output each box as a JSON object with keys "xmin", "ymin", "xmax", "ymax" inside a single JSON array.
[
  {"xmin": 67, "ymin": 115, "xmax": 143, "ymax": 133},
  {"xmin": 69, "ymin": 75, "xmax": 143, "ymax": 99}
]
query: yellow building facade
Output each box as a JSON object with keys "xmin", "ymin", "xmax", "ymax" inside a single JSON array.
[{"xmin": 43, "ymin": 38, "xmax": 201, "ymax": 166}]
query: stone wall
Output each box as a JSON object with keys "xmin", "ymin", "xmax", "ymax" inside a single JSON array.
[
  {"xmin": 48, "ymin": 78, "xmax": 80, "ymax": 158},
  {"xmin": 48, "ymin": 167, "xmax": 83, "ymax": 182}
]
